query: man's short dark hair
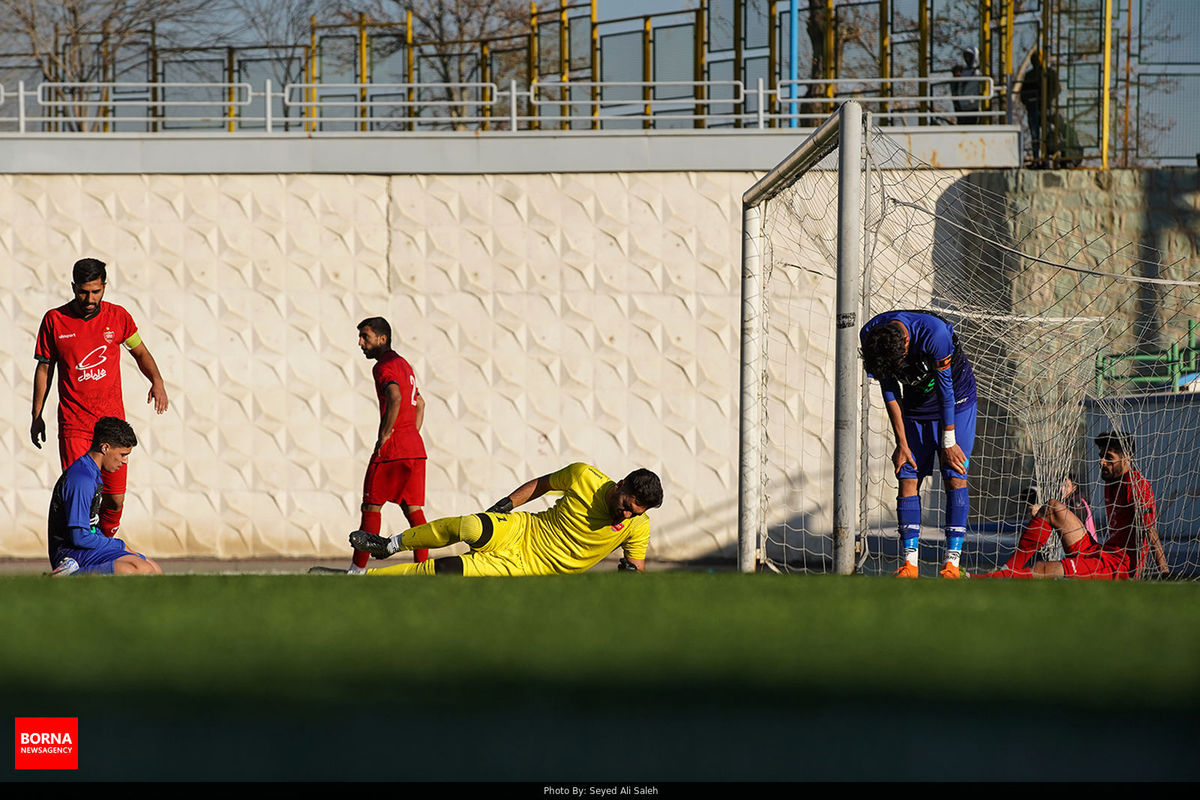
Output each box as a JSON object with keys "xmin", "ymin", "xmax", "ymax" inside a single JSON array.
[
  {"xmin": 860, "ymin": 322, "xmax": 908, "ymax": 381},
  {"xmin": 73, "ymin": 258, "xmax": 107, "ymax": 285},
  {"xmin": 623, "ymin": 469, "xmax": 664, "ymax": 510},
  {"xmin": 358, "ymin": 316, "xmax": 391, "ymax": 343},
  {"xmin": 91, "ymin": 417, "xmax": 137, "ymax": 451},
  {"xmin": 1094, "ymin": 430, "xmax": 1134, "ymax": 457}
]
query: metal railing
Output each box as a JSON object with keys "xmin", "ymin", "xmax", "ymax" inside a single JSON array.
[{"xmin": 0, "ymin": 76, "xmax": 1005, "ymax": 134}]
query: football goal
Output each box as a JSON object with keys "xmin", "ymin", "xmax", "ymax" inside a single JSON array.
[{"xmin": 739, "ymin": 101, "xmax": 1200, "ymax": 579}]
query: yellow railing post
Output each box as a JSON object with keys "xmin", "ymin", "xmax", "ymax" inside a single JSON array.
[
  {"xmin": 482, "ymin": 39, "xmax": 491, "ymax": 131},
  {"xmin": 880, "ymin": 0, "xmax": 892, "ymax": 119},
  {"xmin": 226, "ymin": 46, "xmax": 236, "ymax": 132},
  {"xmin": 406, "ymin": 10, "xmax": 414, "ymax": 131},
  {"xmin": 591, "ymin": 0, "xmax": 600, "ymax": 129},
  {"xmin": 643, "ymin": 15, "xmax": 651, "ymax": 129},
  {"xmin": 530, "ymin": 2, "xmax": 540, "ymax": 131},
  {"xmin": 358, "ymin": 12, "xmax": 368, "ymax": 131},
  {"xmin": 918, "ymin": 0, "xmax": 929, "ymax": 120},
  {"xmin": 1101, "ymin": 0, "xmax": 1113, "ymax": 168}
]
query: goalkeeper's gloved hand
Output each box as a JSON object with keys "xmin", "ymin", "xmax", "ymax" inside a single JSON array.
[
  {"xmin": 486, "ymin": 497, "xmax": 514, "ymax": 514},
  {"xmin": 617, "ymin": 557, "xmax": 640, "ymax": 573}
]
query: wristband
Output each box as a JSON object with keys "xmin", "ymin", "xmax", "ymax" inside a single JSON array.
[{"xmin": 942, "ymin": 429, "xmax": 956, "ymax": 449}]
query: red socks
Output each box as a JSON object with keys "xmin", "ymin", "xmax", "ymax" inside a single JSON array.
[
  {"xmin": 1004, "ymin": 517, "xmax": 1052, "ymax": 572},
  {"xmin": 353, "ymin": 508, "xmax": 430, "ymax": 567},
  {"xmin": 99, "ymin": 506, "xmax": 123, "ymax": 538},
  {"xmin": 352, "ymin": 510, "xmax": 383, "ymax": 569}
]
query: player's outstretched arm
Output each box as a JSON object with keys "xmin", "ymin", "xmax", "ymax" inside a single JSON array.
[
  {"xmin": 30, "ymin": 361, "xmax": 52, "ymax": 448},
  {"xmin": 129, "ymin": 343, "xmax": 168, "ymax": 414},
  {"xmin": 488, "ymin": 474, "xmax": 553, "ymax": 512}
]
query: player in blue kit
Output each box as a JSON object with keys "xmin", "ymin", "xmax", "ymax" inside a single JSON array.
[
  {"xmin": 47, "ymin": 416, "xmax": 161, "ymax": 576},
  {"xmin": 860, "ymin": 310, "xmax": 978, "ymax": 578}
]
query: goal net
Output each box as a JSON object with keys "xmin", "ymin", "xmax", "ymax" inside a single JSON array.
[{"xmin": 740, "ymin": 101, "xmax": 1200, "ymax": 579}]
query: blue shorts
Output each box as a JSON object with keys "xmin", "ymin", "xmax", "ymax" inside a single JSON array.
[
  {"xmin": 53, "ymin": 540, "xmax": 145, "ymax": 575},
  {"xmin": 898, "ymin": 403, "xmax": 976, "ymax": 481}
]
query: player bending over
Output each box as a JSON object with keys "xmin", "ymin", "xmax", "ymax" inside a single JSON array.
[
  {"xmin": 978, "ymin": 432, "xmax": 1169, "ymax": 579},
  {"xmin": 330, "ymin": 463, "xmax": 662, "ymax": 576},
  {"xmin": 47, "ymin": 417, "xmax": 162, "ymax": 577},
  {"xmin": 860, "ymin": 310, "xmax": 977, "ymax": 578}
]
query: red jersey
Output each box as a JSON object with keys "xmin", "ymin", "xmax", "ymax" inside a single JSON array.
[
  {"xmin": 1102, "ymin": 468, "xmax": 1156, "ymax": 571},
  {"xmin": 373, "ymin": 350, "xmax": 426, "ymax": 461},
  {"xmin": 35, "ymin": 301, "xmax": 139, "ymax": 437}
]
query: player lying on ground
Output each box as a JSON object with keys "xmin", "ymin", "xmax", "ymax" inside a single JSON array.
[
  {"xmin": 336, "ymin": 463, "xmax": 663, "ymax": 576},
  {"xmin": 47, "ymin": 416, "xmax": 162, "ymax": 577},
  {"xmin": 860, "ymin": 310, "xmax": 977, "ymax": 579},
  {"xmin": 978, "ymin": 432, "xmax": 1169, "ymax": 579}
]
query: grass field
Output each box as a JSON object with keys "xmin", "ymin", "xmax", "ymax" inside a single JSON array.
[{"xmin": 3, "ymin": 571, "xmax": 1198, "ymax": 782}]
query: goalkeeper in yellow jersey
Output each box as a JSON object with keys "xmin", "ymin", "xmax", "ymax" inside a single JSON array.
[{"xmin": 343, "ymin": 462, "xmax": 663, "ymax": 576}]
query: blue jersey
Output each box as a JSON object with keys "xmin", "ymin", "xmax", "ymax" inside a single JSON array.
[
  {"xmin": 47, "ymin": 455, "xmax": 128, "ymax": 566},
  {"xmin": 860, "ymin": 310, "xmax": 977, "ymax": 424}
]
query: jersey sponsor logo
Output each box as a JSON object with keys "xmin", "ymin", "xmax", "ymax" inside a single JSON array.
[
  {"xmin": 75, "ymin": 345, "xmax": 109, "ymax": 382},
  {"xmin": 611, "ymin": 522, "xmax": 625, "ymax": 532},
  {"xmin": 57, "ymin": 333, "xmax": 76, "ymax": 339},
  {"xmin": 14, "ymin": 717, "xmax": 78, "ymax": 770}
]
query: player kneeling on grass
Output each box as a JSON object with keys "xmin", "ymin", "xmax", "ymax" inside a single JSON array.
[
  {"xmin": 47, "ymin": 416, "xmax": 161, "ymax": 577},
  {"xmin": 330, "ymin": 463, "xmax": 662, "ymax": 576},
  {"xmin": 977, "ymin": 432, "xmax": 1169, "ymax": 580}
]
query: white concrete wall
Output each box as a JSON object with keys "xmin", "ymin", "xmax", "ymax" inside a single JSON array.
[{"xmin": 2, "ymin": 172, "xmax": 754, "ymax": 561}]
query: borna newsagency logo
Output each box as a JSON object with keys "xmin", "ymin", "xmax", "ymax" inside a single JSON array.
[{"xmin": 14, "ymin": 717, "xmax": 78, "ymax": 770}]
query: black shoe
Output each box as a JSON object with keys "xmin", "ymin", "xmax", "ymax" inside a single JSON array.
[
  {"xmin": 308, "ymin": 565, "xmax": 348, "ymax": 574},
  {"xmin": 350, "ymin": 529, "xmax": 394, "ymax": 558}
]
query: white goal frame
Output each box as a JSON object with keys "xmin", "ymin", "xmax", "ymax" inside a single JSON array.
[{"xmin": 739, "ymin": 101, "xmax": 864, "ymax": 574}]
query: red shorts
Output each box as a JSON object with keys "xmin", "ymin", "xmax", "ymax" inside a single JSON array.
[
  {"xmin": 59, "ymin": 430, "xmax": 128, "ymax": 496},
  {"xmin": 362, "ymin": 457, "xmax": 426, "ymax": 507},
  {"xmin": 1060, "ymin": 537, "xmax": 1132, "ymax": 580}
]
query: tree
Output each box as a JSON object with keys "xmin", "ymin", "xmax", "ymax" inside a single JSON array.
[
  {"xmin": 332, "ymin": 0, "xmax": 529, "ymax": 130},
  {"xmin": 0, "ymin": 0, "xmax": 223, "ymax": 130}
]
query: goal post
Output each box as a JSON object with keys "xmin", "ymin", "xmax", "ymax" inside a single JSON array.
[
  {"xmin": 739, "ymin": 101, "xmax": 863, "ymax": 574},
  {"xmin": 739, "ymin": 101, "xmax": 1200, "ymax": 580}
]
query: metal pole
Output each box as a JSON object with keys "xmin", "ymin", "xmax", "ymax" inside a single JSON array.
[
  {"xmin": 833, "ymin": 101, "xmax": 863, "ymax": 576},
  {"xmin": 788, "ymin": 0, "xmax": 798, "ymax": 126},
  {"xmin": 738, "ymin": 201, "xmax": 765, "ymax": 573}
]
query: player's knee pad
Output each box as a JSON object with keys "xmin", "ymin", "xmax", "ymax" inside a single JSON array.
[{"xmin": 433, "ymin": 556, "xmax": 464, "ymax": 576}]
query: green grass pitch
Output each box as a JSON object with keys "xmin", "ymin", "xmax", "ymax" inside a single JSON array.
[{"xmin": 2, "ymin": 572, "xmax": 1198, "ymax": 781}]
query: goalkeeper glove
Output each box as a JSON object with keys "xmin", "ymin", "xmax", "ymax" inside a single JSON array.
[
  {"xmin": 617, "ymin": 557, "xmax": 640, "ymax": 573},
  {"xmin": 486, "ymin": 497, "xmax": 514, "ymax": 514}
]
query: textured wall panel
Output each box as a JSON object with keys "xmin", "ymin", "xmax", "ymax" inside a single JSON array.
[{"xmin": 3, "ymin": 171, "xmax": 748, "ymax": 563}]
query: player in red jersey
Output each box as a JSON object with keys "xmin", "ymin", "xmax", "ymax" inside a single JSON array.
[
  {"xmin": 348, "ymin": 317, "xmax": 430, "ymax": 574},
  {"xmin": 978, "ymin": 431, "xmax": 1169, "ymax": 579},
  {"xmin": 30, "ymin": 258, "xmax": 169, "ymax": 538}
]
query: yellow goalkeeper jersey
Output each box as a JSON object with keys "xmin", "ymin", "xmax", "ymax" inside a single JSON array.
[{"xmin": 522, "ymin": 462, "xmax": 650, "ymax": 574}]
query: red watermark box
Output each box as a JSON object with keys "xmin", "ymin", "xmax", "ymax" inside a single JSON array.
[{"xmin": 14, "ymin": 717, "xmax": 78, "ymax": 770}]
